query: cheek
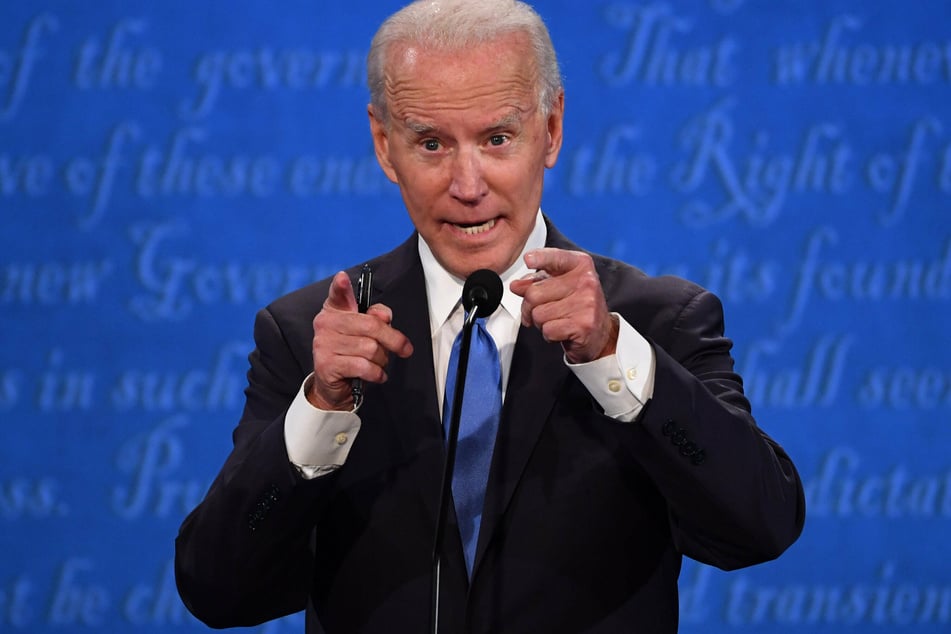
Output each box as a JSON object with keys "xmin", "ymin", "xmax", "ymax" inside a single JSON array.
[
  {"xmin": 496, "ymin": 160, "xmax": 543, "ymax": 201},
  {"xmin": 397, "ymin": 175, "xmax": 444, "ymax": 224}
]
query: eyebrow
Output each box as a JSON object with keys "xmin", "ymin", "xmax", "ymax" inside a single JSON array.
[
  {"xmin": 405, "ymin": 119, "xmax": 437, "ymax": 135},
  {"xmin": 486, "ymin": 111, "xmax": 523, "ymax": 132},
  {"xmin": 402, "ymin": 110, "xmax": 525, "ymax": 137}
]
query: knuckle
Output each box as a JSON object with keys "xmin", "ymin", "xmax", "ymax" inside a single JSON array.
[
  {"xmin": 580, "ymin": 268, "xmax": 599, "ymax": 286},
  {"xmin": 368, "ymin": 304, "xmax": 391, "ymax": 320},
  {"xmin": 539, "ymin": 322, "xmax": 553, "ymax": 342},
  {"xmin": 530, "ymin": 305, "xmax": 546, "ymax": 325}
]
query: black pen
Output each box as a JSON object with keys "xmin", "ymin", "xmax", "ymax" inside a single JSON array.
[{"xmin": 351, "ymin": 263, "xmax": 373, "ymax": 411}]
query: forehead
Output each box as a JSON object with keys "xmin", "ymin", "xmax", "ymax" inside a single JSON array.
[{"xmin": 383, "ymin": 33, "xmax": 540, "ymax": 125}]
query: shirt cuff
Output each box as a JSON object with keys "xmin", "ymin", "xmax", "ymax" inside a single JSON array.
[
  {"xmin": 284, "ymin": 374, "xmax": 362, "ymax": 479},
  {"xmin": 566, "ymin": 314, "xmax": 656, "ymax": 422}
]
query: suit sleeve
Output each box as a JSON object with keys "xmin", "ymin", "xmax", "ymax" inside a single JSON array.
[
  {"xmin": 628, "ymin": 287, "xmax": 805, "ymax": 570},
  {"xmin": 174, "ymin": 305, "xmax": 329, "ymax": 628}
]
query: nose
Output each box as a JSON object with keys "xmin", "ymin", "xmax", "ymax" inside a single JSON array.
[{"xmin": 448, "ymin": 147, "xmax": 488, "ymax": 204}]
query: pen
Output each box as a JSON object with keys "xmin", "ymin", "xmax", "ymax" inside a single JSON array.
[{"xmin": 351, "ymin": 263, "xmax": 373, "ymax": 411}]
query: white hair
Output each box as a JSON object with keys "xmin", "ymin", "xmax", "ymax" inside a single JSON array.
[{"xmin": 367, "ymin": 0, "xmax": 563, "ymax": 122}]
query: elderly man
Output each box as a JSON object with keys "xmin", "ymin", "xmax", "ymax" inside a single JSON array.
[{"xmin": 175, "ymin": 1, "xmax": 805, "ymax": 632}]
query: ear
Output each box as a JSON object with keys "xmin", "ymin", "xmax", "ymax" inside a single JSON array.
[
  {"xmin": 544, "ymin": 90, "xmax": 565, "ymax": 169},
  {"xmin": 368, "ymin": 105, "xmax": 399, "ymax": 184}
]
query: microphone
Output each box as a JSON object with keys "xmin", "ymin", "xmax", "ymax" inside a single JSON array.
[
  {"xmin": 431, "ymin": 268, "xmax": 502, "ymax": 634},
  {"xmin": 462, "ymin": 269, "xmax": 503, "ymax": 318}
]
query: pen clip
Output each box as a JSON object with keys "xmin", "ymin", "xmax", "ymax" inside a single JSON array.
[
  {"xmin": 351, "ymin": 264, "xmax": 373, "ymax": 412},
  {"xmin": 357, "ymin": 263, "xmax": 372, "ymax": 315}
]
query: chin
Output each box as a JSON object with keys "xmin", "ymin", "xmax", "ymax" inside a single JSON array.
[
  {"xmin": 439, "ymin": 243, "xmax": 516, "ymax": 279},
  {"xmin": 445, "ymin": 258, "xmax": 494, "ymax": 280},
  {"xmin": 465, "ymin": 257, "xmax": 511, "ymax": 277}
]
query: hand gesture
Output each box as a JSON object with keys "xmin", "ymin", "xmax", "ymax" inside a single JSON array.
[
  {"xmin": 510, "ymin": 248, "xmax": 618, "ymax": 364},
  {"xmin": 309, "ymin": 271, "xmax": 413, "ymax": 410}
]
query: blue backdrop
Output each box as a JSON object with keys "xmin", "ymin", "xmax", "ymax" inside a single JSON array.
[{"xmin": 2, "ymin": 1, "xmax": 949, "ymax": 632}]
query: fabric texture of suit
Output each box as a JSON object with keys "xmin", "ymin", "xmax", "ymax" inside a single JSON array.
[{"xmin": 175, "ymin": 218, "xmax": 805, "ymax": 633}]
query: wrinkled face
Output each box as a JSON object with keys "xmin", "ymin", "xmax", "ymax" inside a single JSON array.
[{"xmin": 369, "ymin": 33, "xmax": 564, "ymax": 279}]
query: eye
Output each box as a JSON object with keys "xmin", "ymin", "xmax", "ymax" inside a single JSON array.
[
  {"xmin": 489, "ymin": 134, "xmax": 508, "ymax": 146},
  {"xmin": 422, "ymin": 139, "xmax": 440, "ymax": 151}
]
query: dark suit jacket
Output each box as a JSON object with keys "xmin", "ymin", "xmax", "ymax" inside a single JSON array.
[{"xmin": 175, "ymin": 220, "xmax": 804, "ymax": 633}]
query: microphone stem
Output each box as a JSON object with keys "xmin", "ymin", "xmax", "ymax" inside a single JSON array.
[
  {"xmin": 431, "ymin": 304, "xmax": 480, "ymax": 634},
  {"xmin": 463, "ymin": 305, "xmax": 480, "ymax": 329}
]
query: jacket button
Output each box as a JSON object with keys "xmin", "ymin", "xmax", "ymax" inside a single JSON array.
[{"xmin": 690, "ymin": 450, "xmax": 707, "ymax": 466}]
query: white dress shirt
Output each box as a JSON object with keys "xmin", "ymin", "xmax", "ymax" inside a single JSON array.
[{"xmin": 284, "ymin": 211, "xmax": 655, "ymax": 478}]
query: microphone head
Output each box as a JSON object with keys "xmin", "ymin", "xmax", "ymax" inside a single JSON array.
[{"xmin": 462, "ymin": 269, "xmax": 503, "ymax": 318}]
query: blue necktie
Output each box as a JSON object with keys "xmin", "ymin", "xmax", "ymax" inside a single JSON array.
[{"xmin": 443, "ymin": 316, "xmax": 502, "ymax": 576}]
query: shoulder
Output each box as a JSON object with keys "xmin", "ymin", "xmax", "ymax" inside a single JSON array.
[
  {"xmin": 544, "ymin": 216, "xmax": 718, "ymax": 333},
  {"xmin": 544, "ymin": 215, "xmax": 708, "ymax": 307},
  {"xmin": 592, "ymin": 252, "xmax": 708, "ymax": 312},
  {"xmin": 591, "ymin": 252, "xmax": 730, "ymax": 359}
]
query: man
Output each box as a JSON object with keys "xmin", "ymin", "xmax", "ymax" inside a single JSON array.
[{"xmin": 175, "ymin": 1, "xmax": 805, "ymax": 632}]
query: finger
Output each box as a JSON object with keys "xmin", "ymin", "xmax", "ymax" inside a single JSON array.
[
  {"xmin": 374, "ymin": 321, "xmax": 414, "ymax": 359},
  {"xmin": 325, "ymin": 271, "xmax": 358, "ymax": 312},
  {"xmin": 309, "ymin": 351, "xmax": 389, "ymax": 410},
  {"xmin": 509, "ymin": 277, "xmax": 530, "ymax": 297},
  {"xmin": 517, "ymin": 270, "xmax": 552, "ymax": 284},
  {"xmin": 515, "ymin": 276, "xmax": 574, "ymax": 329},
  {"xmin": 524, "ymin": 248, "xmax": 584, "ymax": 277},
  {"xmin": 366, "ymin": 303, "xmax": 393, "ymax": 324},
  {"xmin": 331, "ymin": 347, "xmax": 391, "ymax": 384},
  {"xmin": 509, "ymin": 270, "xmax": 549, "ymax": 297},
  {"xmin": 519, "ymin": 294, "xmax": 534, "ymax": 328},
  {"xmin": 352, "ymin": 308, "xmax": 414, "ymax": 359},
  {"xmin": 311, "ymin": 328, "xmax": 391, "ymax": 399},
  {"xmin": 511, "ymin": 271, "xmax": 554, "ymax": 326}
]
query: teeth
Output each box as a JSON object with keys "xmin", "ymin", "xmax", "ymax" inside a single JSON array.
[{"xmin": 456, "ymin": 219, "xmax": 495, "ymax": 235}]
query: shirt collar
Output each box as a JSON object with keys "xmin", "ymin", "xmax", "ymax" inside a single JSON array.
[{"xmin": 419, "ymin": 209, "xmax": 548, "ymax": 335}]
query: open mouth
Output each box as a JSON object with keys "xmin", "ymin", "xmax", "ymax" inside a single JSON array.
[{"xmin": 453, "ymin": 218, "xmax": 496, "ymax": 235}]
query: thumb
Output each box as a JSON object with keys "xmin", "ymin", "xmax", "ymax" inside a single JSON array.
[{"xmin": 325, "ymin": 271, "xmax": 358, "ymax": 312}]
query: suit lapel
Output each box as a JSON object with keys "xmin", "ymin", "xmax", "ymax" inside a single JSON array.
[
  {"xmin": 473, "ymin": 324, "xmax": 569, "ymax": 576},
  {"xmin": 371, "ymin": 237, "xmax": 447, "ymax": 521}
]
